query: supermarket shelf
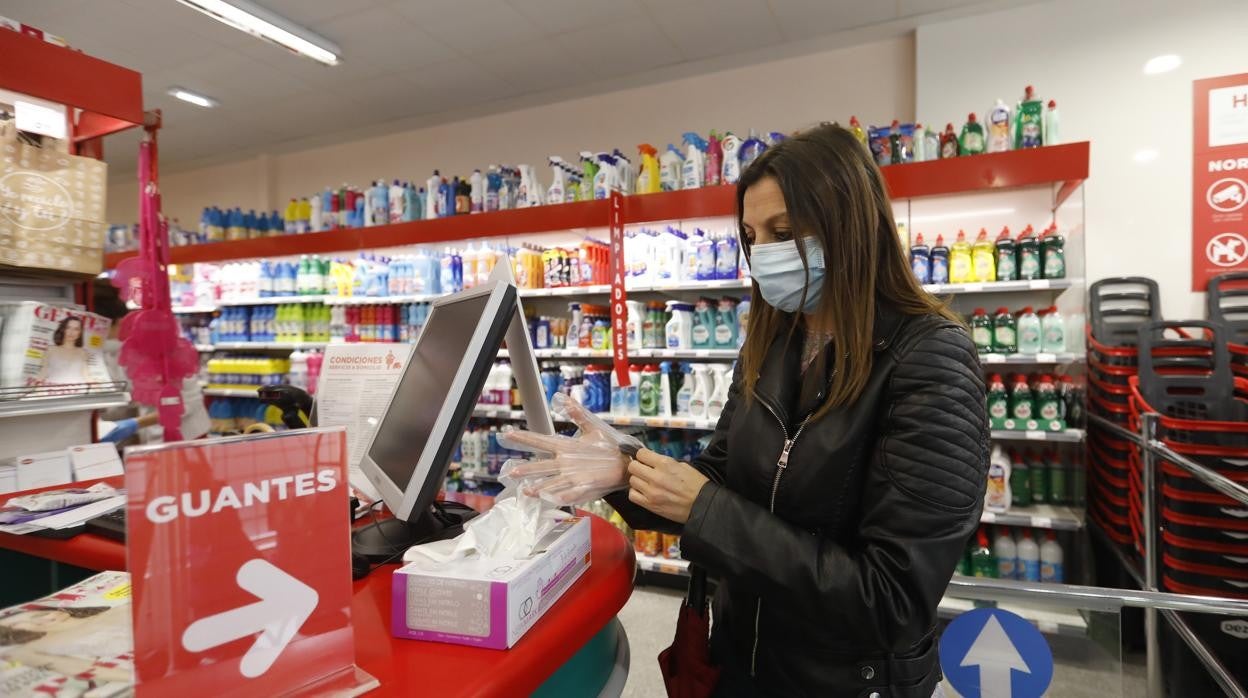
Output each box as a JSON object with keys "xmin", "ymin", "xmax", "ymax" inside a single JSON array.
[
  {"xmin": 981, "ymin": 503, "xmax": 1085, "ymax": 531},
  {"xmin": 218, "ymin": 296, "xmax": 327, "ymax": 307},
  {"xmin": 519, "ymin": 285, "xmax": 612, "ymax": 298},
  {"xmin": 173, "ymin": 305, "xmax": 218, "ymax": 315},
  {"xmin": 626, "ymin": 279, "xmax": 751, "ymax": 293},
  {"xmin": 534, "ymin": 348, "xmax": 612, "ymax": 359},
  {"xmin": 632, "ymin": 348, "xmax": 738, "ymax": 360},
  {"xmin": 991, "ymin": 428, "xmax": 1086, "ymax": 443},
  {"xmin": 460, "ymin": 472, "xmax": 501, "ymax": 483},
  {"xmin": 636, "ymin": 554, "xmax": 690, "ymax": 577},
  {"xmin": 323, "ymin": 294, "xmax": 439, "ymax": 306},
  {"xmin": 938, "ymin": 589, "xmax": 1089, "ymax": 637},
  {"xmin": 194, "ymin": 344, "xmax": 216, "ymax": 352},
  {"xmin": 608, "ymin": 415, "xmax": 719, "ymax": 430},
  {"xmin": 213, "ymin": 341, "xmax": 329, "ymax": 350},
  {"xmin": 0, "ymin": 390, "xmax": 132, "ymax": 419},
  {"xmin": 203, "ymin": 387, "xmax": 260, "ymax": 397},
  {"xmin": 923, "ymin": 278, "xmax": 1078, "ymax": 295},
  {"xmin": 979, "ymin": 352, "xmax": 1084, "ymax": 365},
  {"xmin": 104, "ymin": 144, "xmax": 1088, "ymax": 269}
]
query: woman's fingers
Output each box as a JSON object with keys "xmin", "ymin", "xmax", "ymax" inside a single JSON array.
[
  {"xmin": 500, "ymin": 430, "xmax": 574, "ymax": 454},
  {"xmin": 635, "ymin": 447, "xmax": 675, "ymax": 469}
]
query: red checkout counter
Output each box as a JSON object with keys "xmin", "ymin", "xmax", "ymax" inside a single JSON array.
[{"xmin": 0, "ymin": 488, "xmax": 636, "ymax": 697}]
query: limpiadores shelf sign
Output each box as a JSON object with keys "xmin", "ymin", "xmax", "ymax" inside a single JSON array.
[
  {"xmin": 1194, "ymin": 73, "xmax": 1248, "ymax": 290},
  {"xmin": 125, "ymin": 428, "xmax": 358, "ymax": 696}
]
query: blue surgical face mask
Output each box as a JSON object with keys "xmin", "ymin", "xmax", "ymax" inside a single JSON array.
[{"xmin": 748, "ymin": 237, "xmax": 825, "ymax": 313}]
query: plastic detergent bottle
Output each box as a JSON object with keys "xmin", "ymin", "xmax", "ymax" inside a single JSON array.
[
  {"xmin": 1010, "ymin": 450, "xmax": 1032, "ymax": 507},
  {"xmin": 705, "ymin": 131, "xmax": 723, "ymax": 186},
  {"xmin": 985, "ymin": 446, "xmax": 1011, "ymax": 514},
  {"xmin": 922, "ymin": 125, "xmax": 940, "ymax": 162},
  {"xmin": 972, "ymin": 228, "xmax": 996, "ymax": 282},
  {"xmin": 1040, "ymin": 531, "xmax": 1064, "ymax": 583},
  {"xmin": 1016, "ymin": 530, "xmax": 1041, "ymax": 582},
  {"xmin": 987, "ymin": 99, "xmax": 1013, "ymax": 153},
  {"xmin": 1014, "ymin": 85, "xmax": 1044, "ymax": 149},
  {"xmin": 970, "ymin": 529, "xmax": 997, "ymax": 578},
  {"xmin": 665, "ymin": 302, "xmax": 693, "ymax": 349},
  {"xmin": 682, "ymin": 133, "xmax": 707, "ymax": 190},
  {"xmin": 1017, "ymin": 226, "xmax": 1042, "ymax": 280},
  {"xmin": 714, "ymin": 298, "xmax": 737, "ymax": 349},
  {"xmin": 949, "ymin": 231, "xmax": 973, "ymax": 284},
  {"xmin": 740, "ymin": 129, "xmax": 767, "ymax": 170},
  {"xmin": 636, "ymin": 144, "xmax": 660, "ymax": 194},
  {"xmin": 715, "ymin": 235, "xmax": 738, "ymax": 280},
  {"xmin": 1041, "ymin": 306, "xmax": 1065, "ymax": 353},
  {"xmin": 910, "ymin": 122, "xmax": 927, "ymax": 162},
  {"xmin": 930, "ymin": 235, "xmax": 951, "ymax": 285},
  {"xmin": 970, "ymin": 308, "xmax": 993, "ymax": 353},
  {"xmin": 939, "ymin": 123, "xmax": 960, "ymax": 158},
  {"xmin": 720, "ymin": 132, "xmax": 743, "ymax": 184},
  {"xmin": 1035, "ymin": 373, "xmax": 1061, "ymax": 422},
  {"xmin": 1009, "ymin": 373, "xmax": 1034, "ymax": 421},
  {"xmin": 689, "ymin": 364, "xmax": 711, "ymax": 419},
  {"xmin": 910, "ymin": 233, "xmax": 931, "ymax": 284},
  {"xmin": 639, "ymin": 364, "xmax": 660, "ymax": 417},
  {"xmin": 737, "ymin": 295, "xmax": 751, "ymax": 346},
  {"xmin": 691, "ymin": 298, "xmax": 713, "ymax": 348},
  {"xmin": 1017, "ymin": 306, "xmax": 1042, "ymax": 354},
  {"xmin": 1041, "ymin": 225, "xmax": 1066, "ymax": 279},
  {"xmin": 848, "ymin": 116, "xmax": 867, "ymax": 146},
  {"xmin": 676, "ymin": 364, "xmax": 695, "ymax": 416},
  {"xmin": 546, "ymin": 158, "xmax": 566, "ymax": 205},
  {"xmin": 696, "ymin": 233, "xmax": 717, "ymax": 281},
  {"xmin": 708, "ymin": 365, "xmax": 730, "ymax": 420},
  {"xmin": 995, "ymin": 226, "xmax": 1017, "ymax": 281},
  {"xmin": 659, "ymin": 144, "xmax": 683, "ymax": 192},
  {"xmin": 1047, "ymin": 449, "xmax": 1068, "ymax": 504},
  {"xmin": 887, "ymin": 120, "xmax": 904, "ymax": 165},
  {"xmin": 994, "ymin": 527, "xmax": 1018, "ymax": 580},
  {"xmin": 612, "ymin": 149, "xmax": 634, "ymax": 196},
  {"xmin": 993, "ymin": 307, "xmax": 1017, "ymax": 353},
  {"xmin": 594, "ymin": 154, "xmax": 618, "ymax": 200},
  {"xmin": 1045, "ymin": 100, "xmax": 1060, "ymax": 146},
  {"xmin": 484, "ymin": 166, "xmax": 502, "ymax": 212},
  {"xmin": 959, "ymin": 113, "xmax": 986, "ymax": 155},
  {"xmin": 425, "ymin": 170, "xmax": 441, "ymax": 220}
]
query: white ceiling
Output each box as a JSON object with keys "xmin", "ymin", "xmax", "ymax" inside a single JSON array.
[{"xmin": 0, "ymin": 0, "xmax": 1020, "ymax": 176}]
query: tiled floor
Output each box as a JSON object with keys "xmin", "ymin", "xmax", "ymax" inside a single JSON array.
[{"xmin": 616, "ymin": 586, "xmax": 1149, "ymax": 698}]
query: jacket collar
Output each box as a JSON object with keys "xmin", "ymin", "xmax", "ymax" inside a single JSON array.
[{"xmin": 752, "ymin": 302, "xmax": 905, "ymax": 424}]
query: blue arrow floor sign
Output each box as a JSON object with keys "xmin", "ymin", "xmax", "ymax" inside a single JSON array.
[{"xmin": 939, "ymin": 608, "xmax": 1054, "ymax": 698}]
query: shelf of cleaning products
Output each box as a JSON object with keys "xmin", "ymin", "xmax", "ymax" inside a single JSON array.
[
  {"xmin": 0, "ymin": 390, "xmax": 132, "ymax": 420},
  {"xmin": 218, "ymin": 296, "xmax": 327, "ymax": 307},
  {"xmin": 979, "ymin": 352, "xmax": 1084, "ymax": 365},
  {"xmin": 470, "ymin": 407, "xmax": 721, "ymax": 431},
  {"xmin": 194, "ymin": 344, "xmax": 216, "ymax": 352},
  {"xmin": 990, "ymin": 428, "xmax": 1085, "ymax": 443},
  {"xmin": 922, "ymin": 278, "xmax": 1078, "ymax": 295},
  {"xmin": 518, "ymin": 285, "xmax": 612, "ymax": 298},
  {"xmin": 626, "ymin": 279, "xmax": 752, "ymax": 294},
  {"xmin": 212, "ymin": 341, "xmax": 329, "ymax": 350},
  {"xmin": 107, "ymin": 143, "xmax": 1089, "ymax": 270},
  {"xmin": 981, "ymin": 503, "xmax": 1085, "ymax": 531},
  {"xmin": 173, "ymin": 305, "xmax": 218, "ymax": 315},
  {"xmin": 636, "ymin": 554, "xmax": 690, "ymax": 577},
  {"xmin": 632, "ymin": 349, "xmax": 738, "ymax": 360},
  {"xmin": 534, "ymin": 349, "xmax": 613, "ymax": 359},
  {"xmin": 202, "ymin": 387, "xmax": 261, "ymax": 397},
  {"xmin": 322, "ymin": 294, "xmax": 441, "ymax": 306},
  {"xmin": 938, "ymin": 589, "xmax": 1089, "ymax": 637}
]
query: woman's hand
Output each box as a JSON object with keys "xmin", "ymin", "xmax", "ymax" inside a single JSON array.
[
  {"xmin": 500, "ymin": 398, "xmax": 632, "ymax": 506},
  {"xmin": 627, "ymin": 448, "xmax": 710, "ymax": 524}
]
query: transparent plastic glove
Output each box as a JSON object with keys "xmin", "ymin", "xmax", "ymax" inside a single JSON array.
[{"xmin": 498, "ymin": 392, "xmax": 643, "ymax": 506}]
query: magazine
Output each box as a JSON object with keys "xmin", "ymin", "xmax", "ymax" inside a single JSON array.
[{"xmin": 0, "ymin": 302, "xmax": 112, "ymax": 391}]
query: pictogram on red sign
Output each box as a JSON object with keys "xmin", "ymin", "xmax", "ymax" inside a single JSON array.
[
  {"xmin": 126, "ymin": 428, "xmax": 359, "ymax": 696},
  {"xmin": 1193, "ymin": 73, "xmax": 1248, "ymax": 290}
]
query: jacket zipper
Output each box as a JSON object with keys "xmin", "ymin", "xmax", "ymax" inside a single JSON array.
[{"xmin": 751, "ymin": 397, "xmax": 812, "ymax": 677}]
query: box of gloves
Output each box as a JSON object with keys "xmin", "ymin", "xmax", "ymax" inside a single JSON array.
[{"xmin": 391, "ymin": 515, "xmax": 591, "ymax": 649}]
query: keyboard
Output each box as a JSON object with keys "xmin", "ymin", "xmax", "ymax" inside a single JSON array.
[{"xmin": 85, "ymin": 508, "xmax": 126, "ymax": 541}]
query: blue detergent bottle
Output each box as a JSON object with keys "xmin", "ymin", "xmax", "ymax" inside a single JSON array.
[{"xmin": 910, "ymin": 233, "xmax": 931, "ymax": 284}]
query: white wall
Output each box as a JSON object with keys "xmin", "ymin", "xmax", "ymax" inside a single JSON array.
[
  {"xmin": 108, "ymin": 35, "xmax": 915, "ymax": 228},
  {"xmin": 916, "ymin": 0, "xmax": 1248, "ymax": 320}
]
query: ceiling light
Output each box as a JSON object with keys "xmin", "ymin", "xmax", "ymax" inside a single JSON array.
[
  {"xmin": 1134, "ymin": 149, "xmax": 1159, "ymax": 163},
  {"xmin": 168, "ymin": 87, "xmax": 218, "ymax": 108},
  {"xmin": 909, "ymin": 208, "xmax": 1017, "ymax": 224},
  {"xmin": 1143, "ymin": 54, "xmax": 1182, "ymax": 75},
  {"xmin": 176, "ymin": 0, "xmax": 341, "ymax": 66}
]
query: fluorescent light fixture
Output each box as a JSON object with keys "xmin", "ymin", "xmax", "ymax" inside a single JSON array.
[
  {"xmin": 168, "ymin": 87, "xmax": 218, "ymax": 108},
  {"xmin": 175, "ymin": 0, "xmax": 341, "ymax": 66},
  {"xmin": 1143, "ymin": 54, "xmax": 1182, "ymax": 75},
  {"xmin": 909, "ymin": 208, "xmax": 1017, "ymax": 224},
  {"xmin": 1134, "ymin": 149, "xmax": 1159, "ymax": 163}
]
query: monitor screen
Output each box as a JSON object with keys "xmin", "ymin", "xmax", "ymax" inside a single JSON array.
[{"xmin": 365, "ymin": 287, "xmax": 511, "ymax": 515}]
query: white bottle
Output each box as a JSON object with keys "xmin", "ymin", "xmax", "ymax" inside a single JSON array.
[
  {"xmin": 310, "ymin": 194, "xmax": 323, "ymax": 232},
  {"xmin": 708, "ymin": 365, "xmax": 730, "ymax": 420},
  {"xmin": 288, "ymin": 349, "xmax": 308, "ymax": 391},
  {"xmin": 1041, "ymin": 306, "xmax": 1065, "ymax": 353},
  {"xmin": 460, "ymin": 429, "xmax": 477, "ymax": 477},
  {"xmin": 1017, "ymin": 529, "xmax": 1041, "ymax": 582},
  {"xmin": 682, "ymin": 139, "xmax": 705, "ymax": 190},
  {"xmin": 425, "ymin": 170, "xmax": 441, "ymax": 220},
  {"xmin": 626, "ymin": 300, "xmax": 645, "ymax": 347},
  {"xmin": 389, "ymin": 180, "xmax": 404, "ymax": 224},
  {"xmin": 1040, "ymin": 531, "xmax": 1064, "ymax": 583},
  {"xmin": 658, "ymin": 145, "xmax": 683, "ymax": 192},
  {"xmin": 689, "ymin": 365, "xmax": 711, "ymax": 419},
  {"xmin": 987, "ymin": 99, "xmax": 1013, "ymax": 153},
  {"xmin": 665, "ymin": 301, "xmax": 692, "ymax": 349},
  {"xmin": 994, "ymin": 527, "xmax": 1018, "ymax": 581},
  {"xmin": 676, "ymin": 366, "xmax": 694, "ymax": 417},
  {"xmin": 361, "ymin": 184, "xmax": 375, "ymax": 227},
  {"xmin": 469, "ymin": 169, "xmax": 484, "ymax": 214},
  {"xmin": 546, "ymin": 157, "xmax": 566, "ymax": 205},
  {"xmin": 721, "ymin": 133, "xmax": 743, "ymax": 184},
  {"xmin": 985, "ymin": 445, "xmax": 1012, "ymax": 513},
  {"xmin": 497, "ymin": 361, "xmax": 513, "ymax": 407},
  {"xmin": 519, "ymin": 165, "xmax": 544, "ymax": 207},
  {"xmin": 613, "ymin": 150, "xmax": 634, "ymax": 196},
  {"xmin": 1044, "ymin": 100, "xmax": 1060, "ymax": 146},
  {"xmin": 1017, "ymin": 306, "xmax": 1042, "ymax": 355},
  {"xmin": 659, "ymin": 365, "xmax": 673, "ymax": 418}
]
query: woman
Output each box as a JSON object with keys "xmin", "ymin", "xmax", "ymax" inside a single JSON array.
[
  {"xmin": 38, "ymin": 316, "xmax": 90, "ymax": 385},
  {"xmin": 510, "ymin": 124, "xmax": 988, "ymax": 697}
]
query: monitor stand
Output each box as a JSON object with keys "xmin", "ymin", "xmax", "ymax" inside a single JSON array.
[{"xmin": 351, "ymin": 500, "xmax": 479, "ymax": 561}]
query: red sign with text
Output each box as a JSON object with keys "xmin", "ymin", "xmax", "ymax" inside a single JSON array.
[
  {"xmin": 1193, "ymin": 73, "xmax": 1248, "ymax": 290},
  {"xmin": 126, "ymin": 429, "xmax": 358, "ymax": 696},
  {"xmin": 609, "ymin": 191, "xmax": 630, "ymax": 386}
]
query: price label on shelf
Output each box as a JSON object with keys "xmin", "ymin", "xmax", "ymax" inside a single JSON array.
[
  {"xmin": 981, "ymin": 512, "xmax": 997, "ymax": 523},
  {"xmin": 695, "ymin": 350, "xmax": 710, "ymax": 358},
  {"xmin": 1036, "ymin": 353, "xmax": 1057, "ymax": 363},
  {"xmin": 668, "ymin": 419, "xmax": 687, "ymax": 428},
  {"xmin": 1030, "ymin": 279, "xmax": 1052, "ymax": 290},
  {"xmin": 1025, "ymin": 431, "xmax": 1047, "ymax": 440},
  {"xmin": 983, "ymin": 353, "xmax": 1005, "ymax": 363},
  {"xmin": 962, "ymin": 283, "xmax": 984, "ymax": 293},
  {"xmin": 1034, "ymin": 517, "xmax": 1053, "ymax": 529}
]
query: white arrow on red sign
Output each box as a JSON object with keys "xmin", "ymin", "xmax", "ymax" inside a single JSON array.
[{"xmin": 181, "ymin": 558, "xmax": 319, "ymax": 678}]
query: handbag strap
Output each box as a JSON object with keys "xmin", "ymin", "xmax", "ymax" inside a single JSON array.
[{"xmin": 686, "ymin": 564, "xmax": 709, "ymax": 610}]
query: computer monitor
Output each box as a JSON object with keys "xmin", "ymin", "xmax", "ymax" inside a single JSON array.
[{"xmin": 353, "ymin": 263, "xmax": 552, "ymax": 557}]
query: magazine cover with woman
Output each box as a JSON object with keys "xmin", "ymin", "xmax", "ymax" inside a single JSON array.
[{"xmin": 0, "ymin": 302, "xmax": 112, "ymax": 393}]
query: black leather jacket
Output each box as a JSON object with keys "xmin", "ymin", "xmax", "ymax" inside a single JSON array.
[{"xmin": 611, "ymin": 306, "xmax": 989, "ymax": 697}]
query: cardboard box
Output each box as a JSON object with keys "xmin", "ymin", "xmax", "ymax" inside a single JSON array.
[
  {"xmin": 0, "ymin": 121, "xmax": 108, "ymax": 276},
  {"xmin": 391, "ymin": 516, "xmax": 592, "ymax": 649}
]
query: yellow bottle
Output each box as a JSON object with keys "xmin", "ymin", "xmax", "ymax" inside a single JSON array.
[
  {"xmin": 972, "ymin": 227, "xmax": 997, "ymax": 282},
  {"xmin": 949, "ymin": 230, "xmax": 975, "ymax": 284},
  {"xmin": 637, "ymin": 144, "xmax": 660, "ymax": 194}
]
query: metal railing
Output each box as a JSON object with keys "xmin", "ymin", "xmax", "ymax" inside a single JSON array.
[{"xmin": 1088, "ymin": 412, "xmax": 1248, "ymax": 698}]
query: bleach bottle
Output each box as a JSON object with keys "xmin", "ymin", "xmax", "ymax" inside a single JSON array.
[
  {"xmin": 425, "ymin": 170, "xmax": 441, "ymax": 219},
  {"xmin": 485, "ymin": 166, "xmax": 501, "ymax": 212},
  {"xmin": 721, "ymin": 132, "xmax": 743, "ymax": 184},
  {"xmin": 470, "ymin": 169, "xmax": 484, "ymax": 213},
  {"xmin": 659, "ymin": 144, "xmax": 683, "ymax": 192},
  {"xmin": 681, "ymin": 132, "xmax": 707, "ymax": 190}
]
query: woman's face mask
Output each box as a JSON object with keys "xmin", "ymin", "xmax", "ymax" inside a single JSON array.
[{"xmin": 748, "ymin": 237, "xmax": 825, "ymax": 313}]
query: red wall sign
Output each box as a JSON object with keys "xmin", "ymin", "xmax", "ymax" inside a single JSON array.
[
  {"xmin": 1193, "ymin": 73, "xmax": 1248, "ymax": 291},
  {"xmin": 609, "ymin": 191, "xmax": 630, "ymax": 386},
  {"xmin": 126, "ymin": 428, "xmax": 358, "ymax": 696}
]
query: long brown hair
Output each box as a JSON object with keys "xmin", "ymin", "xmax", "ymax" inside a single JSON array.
[{"xmin": 737, "ymin": 124, "xmax": 958, "ymax": 420}]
